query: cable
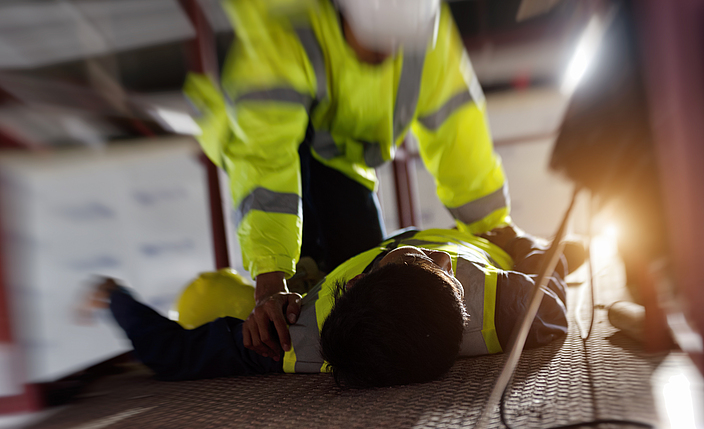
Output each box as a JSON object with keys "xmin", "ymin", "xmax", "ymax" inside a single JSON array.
[{"xmin": 496, "ymin": 192, "xmax": 653, "ymax": 429}]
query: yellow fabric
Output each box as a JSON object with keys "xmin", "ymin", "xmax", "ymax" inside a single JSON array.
[
  {"xmin": 413, "ymin": 4, "xmax": 509, "ymax": 234},
  {"xmin": 183, "ymin": 73, "xmax": 230, "ymax": 168},
  {"xmin": 481, "ymin": 267, "xmax": 503, "ymax": 353},
  {"xmin": 282, "ymin": 348, "xmax": 297, "ymax": 373},
  {"xmin": 186, "ymin": 0, "xmax": 510, "ymax": 280}
]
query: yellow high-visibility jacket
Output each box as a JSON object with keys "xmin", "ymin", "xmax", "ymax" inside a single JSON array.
[
  {"xmin": 284, "ymin": 228, "xmax": 512, "ymax": 373},
  {"xmin": 184, "ymin": 0, "xmax": 510, "ymax": 280}
]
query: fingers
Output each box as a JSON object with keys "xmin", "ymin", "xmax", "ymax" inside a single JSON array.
[
  {"xmin": 242, "ymin": 292, "xmax": 302, "ymax": 361},
  {"xmin": 255, "ymin": 307, "xmax": 283, "ymax": 360},
  {"xmin": 243, "ymin": 316, "xmax": 280, "ymax": 360},
  {"xmin": 285, "ymin": 294, "xmax": 302, "ymax": 324}
]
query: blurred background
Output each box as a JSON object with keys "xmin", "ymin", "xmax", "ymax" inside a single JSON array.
[{"xmin": 0, "ymin": 0, "xmax": 702, "ymax": 426}]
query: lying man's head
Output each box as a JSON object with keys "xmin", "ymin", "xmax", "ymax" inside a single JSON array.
[{"xmin": 320, "ymin": 246, "xmax": 467, "ymax": 388}]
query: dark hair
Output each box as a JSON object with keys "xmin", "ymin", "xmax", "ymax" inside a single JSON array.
[{"xmin": 319, "ymin": 262, "xmax": 466, "ymax": 388}]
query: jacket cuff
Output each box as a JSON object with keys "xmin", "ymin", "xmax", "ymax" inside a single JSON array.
[
  {"xmin": 249, "ymin": 255, "xmax": 297, "ymax": 280},
  {"xmin": 456, "ymin": 210, "xmax": 512, "ymax": 236}
]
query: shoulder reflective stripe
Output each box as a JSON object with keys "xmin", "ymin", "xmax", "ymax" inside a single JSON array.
[
  {"xmin": 312, "ymin": 130, "xmax": 341, "ymax": 159},
  {"xmin": 236, "ymin": 88, "xmax": 313, "ymax": 109},
  {"xmin": 481, "ymin": 268, "xmax": 502, "ymax": 353},
  {"xmin": 447, "ymin": 184, "xmax": 509, "ymax": 225},
  {"xmin": 295, "ymin": 28, "xmax": 327, "ymax": 101},
  {"xmin": 363, "ymin": 142, "xmax": 385, "ymax": 167},
  {"xmin": 393, "ymin": 52, "xmax": 426, "ymax": 140},
  {"xmin": 289, "ymin": 288, "xmax": 325, "ymax": 372},
  {"xmin": 417, "ymin": 90, "xmax": 474, "ymax": 131},
  {"xmin": 235, "ymin": 187, "xmax": 301, "ymax": 226},
  {"xmin": 469, "ymin": 72, "xmax": 485, "ymax": 106},
  {"xmin": 457, "ymin": 258, "xmax": 490, "ymax": 355}
]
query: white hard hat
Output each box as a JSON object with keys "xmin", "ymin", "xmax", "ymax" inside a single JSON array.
[{"xmin": 335, "ymin": 0, "xmax": 440, "ymax": 54}]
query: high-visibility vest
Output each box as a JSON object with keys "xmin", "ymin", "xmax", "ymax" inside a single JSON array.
[
  {"xmin": 283, "ymin": 228, "xmax": 512, "ymax": 373},
  {"xmin": 184, "ymin": 0, "xmax": 509, "ymax": 281}
]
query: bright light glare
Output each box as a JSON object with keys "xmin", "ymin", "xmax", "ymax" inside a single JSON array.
[
  {"xmin": 168, "ymin": 310, "xmax": 180, "ymax": 321},
  {"xmin": 603, "ymin": 223, "xmax": 619, "ymax": 239},
  {"xmin": 151, "ymin": 108, "xmax": 202, "ymax": 136},
  {"xmin": 561, "ymin": 15, "xmax": 605, "ymax": 94},
  {"xmin": 663, "ymin": 374, "xmax": 696, "ymax": 429}
]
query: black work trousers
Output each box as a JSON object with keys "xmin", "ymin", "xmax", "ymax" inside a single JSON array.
[{"xmin": 298, "ymin": 137, "xmax": 385, "ymax": 273}]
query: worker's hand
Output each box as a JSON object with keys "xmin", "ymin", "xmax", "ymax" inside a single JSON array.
[
  {"xmin": 242, "ymin": 291, "xmax": 302, "ymax": 361},
  {"xmin": 75, "ymin": 276, "xmax": 122, "ymax": 324}
]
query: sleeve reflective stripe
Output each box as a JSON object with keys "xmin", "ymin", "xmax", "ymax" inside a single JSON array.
[
  {"xmin": 315, "ymin": 133, "xmax": 387, "ymax": 167},
  {"xmin": 481, "ymin": 268, "xmax": 502, "ymax": 353},
  {"xmin": 393, "ymin": 52, "xmax": 426, "ymax": 140},
  {"xmin": 312, "ymin": 130, "xmax": 342, "ymax": 159},
  {"xmin": 363, "ymin": 141, "xmax": 385, "ymax": 167},
  {"xmin": 295, "ymin": 27, "xmax": 327, "ymax": 102},
  {"xmin": 447, "ymin": 184, "xmax": 509, "ymax": 225},
  {"xmin": 235, "ymin": 187, "xmax": 302, "ymax": 226},
  {"xmin": 417, "ymin": 90, "xmax": 474, "ymax": 131},
  {"xmin": 236, "ymin": 88, "xmax": 313, "ymax": 108},
  {"xmin": 285, "ymin": 286, "xmax": 326, "ymax": 373}
]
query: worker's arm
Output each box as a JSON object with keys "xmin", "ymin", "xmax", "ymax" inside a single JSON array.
[
  {"xmin": 411, "ymin": 4, "xmax": 510, "ymax": 235},
  {"xmin": 83, "ymin": 278, "xmax": 286, "ymax": 379},
  {"xmin": 185, "ymin": 0, "xmax": 318, "ymax": 355},
  {"xmin": 495, "ymin": 270, "xmax": 569, "ymax": 349}
]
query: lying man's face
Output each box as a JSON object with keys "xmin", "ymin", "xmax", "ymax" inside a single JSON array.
[{"xmin": 348, "ymin": 245, "xmax": 465, "ymax": 303}]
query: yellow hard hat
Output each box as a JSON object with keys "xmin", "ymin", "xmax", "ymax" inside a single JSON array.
[{"xmin": 172, "ymin": 268, "xmax": 256, "ymax": 329}]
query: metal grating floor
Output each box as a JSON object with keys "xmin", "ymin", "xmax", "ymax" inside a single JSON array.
[{"xmin": 29, "ymin": 254, "xmax": 671, "ymax": 428}]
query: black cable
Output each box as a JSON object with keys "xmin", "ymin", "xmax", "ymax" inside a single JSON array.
[{"xmin": 498, "ymin": 193, "xmax": 653, "ymax": 429}]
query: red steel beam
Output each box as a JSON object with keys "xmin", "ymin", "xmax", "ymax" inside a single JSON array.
[{"xmin": 179, "ymin": 0, "xmax": 230, "ymax": 269}]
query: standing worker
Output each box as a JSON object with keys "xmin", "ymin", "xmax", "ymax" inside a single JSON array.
[{"xmin": 185, "ymin": 0, "xmax": 582, "ymax": 359}]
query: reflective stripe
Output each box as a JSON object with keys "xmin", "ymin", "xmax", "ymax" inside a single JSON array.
[
  {"xmin": 235, "ymin": 187, "xmax": 301, "ymax": 226},
  {"xmin": 312, "ymin": 130, "xmax": 342, "ymax": 159},
  {"xmin": 392, "ymin": 237, "xmax": 503, "ymax": 273},
  {"xmin": 447, "ymin": 184, "xmax": 509, "ymax": 225},
  {"xmin": 236, "ymin": 88, "xmax": 313, "ymax": 109},
  {"xmin": 481, "ymin": 268, "xmax": 502, "ymax": 353},
  {"xmin": 295, "ymin": 28, "xmax": 327, "ymax": 102},
  {"xmin": 363, "ymin": 141, "xmax": 385, "ymax": 167},
  {"xmin": 393, "ymin": 52, "xmax": 426, "ymax": 140},
  {"xmin": 417, "ymin": 90, "xmax": 474, "ymax": 131},
  {"xmin": 289, "ymin": 286, "xmax": 325, "ymax": 373},
  {"xmin": 468, "ymin": 72, "xmax": 485, "ymax": 107},
  {"xmin": 457, "ymin": 258, "xmax": 490, "ymax": 356}
]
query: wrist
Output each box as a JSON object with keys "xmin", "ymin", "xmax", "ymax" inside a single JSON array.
[{"xmin": 255, "ymin": 271, "xmax": 288, "ymax": 303}]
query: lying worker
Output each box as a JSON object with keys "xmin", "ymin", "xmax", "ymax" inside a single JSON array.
[{"xmin": 85, "ymin": 228, "xmax": 568, "ymax": 387}]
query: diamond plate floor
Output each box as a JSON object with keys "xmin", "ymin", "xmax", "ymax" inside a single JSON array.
[{"xmin": 28, "ymin": 246, "xmax": 675, "ymax": 429}]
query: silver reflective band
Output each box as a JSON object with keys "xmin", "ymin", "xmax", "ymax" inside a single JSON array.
[
  {"xmin": 312, "ymin": 130, "xmax": 342, "ymax": 159},
  {"xmin": 295, "ymin": 28, "xmax": 328, "ymax": 102},
  {"xmin": 235, "ymin": 187, "xmax": 301, "ymax": 226},
  {"xmin": 456, "ymin": 258, "xmax": 490, "ymax": 356},
  {"xmin": 393, "ymin": 52, "xmax": 426, "ymax": 140},
  {"xmin": 237, "ymin": 88, "xmax": 313, "ymax": 109},
  {"xmin": 447, "ymin": 184, "xmax": 509, "ymax": 225},
  {"xmin": 363, "ymin": 142, "xmax": 385, "ymax": 167},
  {"xmin": 418, "ymin": 90, "xmax": 474, "ymax": 131},
  {"xmin": 289, "ymin": 287, "xmax": 325, "ymax": 372}
]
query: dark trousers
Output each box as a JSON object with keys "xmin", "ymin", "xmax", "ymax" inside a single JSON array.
[
  {"xmin": 110, "ymin": 288, "xmax": 282, "ymax": 381},
  {"xmin": 299, "ymin": 139, "xmax": 385, "ymax": 273}
]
